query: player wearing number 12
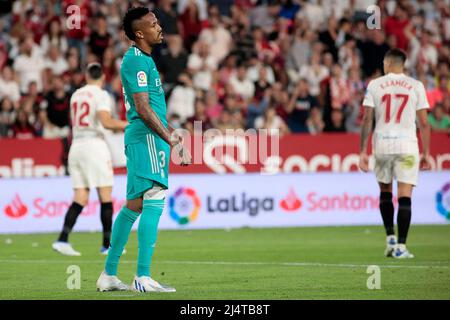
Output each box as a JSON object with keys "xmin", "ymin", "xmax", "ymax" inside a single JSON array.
[
  {"xmin": 53, "ymin": 63, "xmax": 128, "ymax": 256},
  {"xmin": 96, "ymin": 7, "xmax": 191, "ymax": 293},
  {"xmin": 359, "ymin": 49, "xmax": 431, "ymax": 259}
]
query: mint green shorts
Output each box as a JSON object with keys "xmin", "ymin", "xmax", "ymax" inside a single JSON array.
[{"xmin": 125, "ymin": 135, "xmax": 169, "ymax": 200}]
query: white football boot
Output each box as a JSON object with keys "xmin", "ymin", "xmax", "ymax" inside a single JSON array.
[
  {"xmin": 393, "ymin": 244, "xmax": 414, "ymax": 259},
  {"xmin": 96, "ymin": 271, "xmax": 129, "ymax": 292},
  {"xmin": 132, "ymin": 275, "xmax": 176, "ymax": 293},
  {"xmin": 52, "ymin": 241, "xmax": 81, "ymax": 256},
  {"xmin": 100, "ymin": 247, "xmax": 126, "ymax": 255},
  {"xmin": 384, "ymin": 235, "xmax": 397, "ymax": 257}
]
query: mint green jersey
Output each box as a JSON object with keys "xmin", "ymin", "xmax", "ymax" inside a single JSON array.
[
  {"xmin": 121, "ymin": 45, "xmax": 168, "ymax": 145},
  {"xmin": 120, "ymin": 45, "xmax": 169, "ymax": 195}
]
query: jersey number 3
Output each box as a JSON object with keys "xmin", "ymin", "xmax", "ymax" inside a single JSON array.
[
  {"xmin": 72, "ymin": 102, "xmax": 90, "ymax": 127},
  {"xmin": 381, "ymin": 94, "xmax": 409, "ymax": 123}
]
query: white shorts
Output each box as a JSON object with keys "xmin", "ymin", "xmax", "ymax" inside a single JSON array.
[
  {"xmin": 374, "ymin": 153, "xmax": 419, "ymax": 186},
  {"xmin": 68, "ymin": 138, "xmax": 114, "ymax": 189}
]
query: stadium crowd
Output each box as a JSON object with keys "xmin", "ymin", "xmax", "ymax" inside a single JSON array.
[{"xmin": 0, "ymin": 0, "xmax": 449, "ymax": 140}]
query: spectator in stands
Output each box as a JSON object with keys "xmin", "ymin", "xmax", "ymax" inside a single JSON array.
[
  {"xmin": 155, "ymin": 0, "xmax": 181, "ymax": 36},
  {"xmin": 254, "ymin": 106, "xmax": 290, "ymax": 136},
  {"xmin": 185, "ymin": 98, "xmax": 213, "ymax": 134},
  {"xmin": 286, "ymin": 79, "xmax": 319, "ymax": 133},
  {"xmin": 12, "ymin": 108, "xmax": 37, "ymax": 139},
  {"xmin": 178, "ymin": 0, "xmax": 207, "ymax": 50},
  {"xmin": 39, "ymin": 77, "xmax": 70, "ymax": 139},
  {"xmin": 247, "ymin": 54, "xmax": 275, "ymax": 87},
  {"xmin": 215, "ymin": 108, "xmax": 232, "ymax": 133},
  {"xmin": 198, "ymin": 8, "xmax": 232, "ymax": 63},
  {"xmin": 64, "ymin": 0, "xmax": 90, "ymax": 61},
  {"xmin": 443, "ymin": 96, "xmax": 450, "ymax": 115},
  {"xmin": 0, "ymin": 65, "xmax": 20, "ymax": 107},
  {"xmin": 286, "ymin": 28, "xmax": 314, "ymax": 84},
  {"xmin": 23, "ymin": 81, "xmax": 44, "ymax": 122},
  {"xmin": 357, "ymin": 30, "xmax": 390, "ymax": 77},
  {"xmin": 0, "ymin": 97, "xmax": 15, "ymax": 137},
  {"xmin": 298, "ymin": 51, "xmax": 329, "ymax": 98},
  {"xmin": 188, "ymin": 40, "xmax": 217, "ymax": 91},
  {"xmin": 318, "ymin": 15, "xmax": 339, "ymax": 62},
  {"xmin": 338, "ymin": 35, "xmax": 359, "ymax": 75},
  {"xmin": 204, "ymin": 90, "xmax": 223, "ymax": 125},
  {"xmin": 40, "ymin": 18, "xmax": 68, "ymax": 56},
  {"xmin": 102, "ymin": 47, "xmax": 118, "ymax": 90},
  {"xmin": 324, "ymin": 109, "xmax": 346, "ymax": 133},
  {"xmin": 229, "ymin": 62, "xmax": 255, "ymax": 102},
  {"xmin": 167, "ymin": 72, "xmax": 196, "ymax": 123},
  {"xmin": 13, "ymin": 36, "xmax": 45, "ymax": 94},
  {"xmin": 158, "ymin": 35, "xmax": 188, "ymax": 93},
  {"xmin": 44, "ymin": 45, "xmax": 69, "ymax": 77},
  {"xmin": 247, "ymin": 90, "xmax": 270, "ymax": 130},
  {"xmin": 427, "ymin": 75, "xmax": 450, "ymax": 109},
  {"xmin": 384, "ymin": 3, "xmax": 412, "ymax": 51},
  {"xmin": 0, "ymin": 0, "xmax": 448, "ymax": 144},
  {"xmin": 428, "ymin": 104, "xmax": 450, "ymax": 133},
  {"xmin": 252, "ymin": 64, "xmax": 273, "ymax": 102},
  {"xmin": 306, "ymin": 107, "xmax": 325, "ymax": 135},
  {"xmin": 88, "ymin": 14, "xmax": 112, "ymax": 62}
]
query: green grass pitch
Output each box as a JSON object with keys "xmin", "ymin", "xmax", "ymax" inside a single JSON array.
[{"xmin": 0, "ymin": 225, "xmax": 449, "ymax": 300}]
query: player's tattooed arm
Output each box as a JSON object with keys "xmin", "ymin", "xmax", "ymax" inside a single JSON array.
[
  {"xmin": 359, "ymin": 106, "xmax": 374, "ymax": 172},
  {"xmin": 133, "ymin": 92, "xmax": 173, "ymax": 146}
]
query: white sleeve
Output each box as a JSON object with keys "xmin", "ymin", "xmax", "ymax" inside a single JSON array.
[
  {"xmin": 96, "ymin": 91, "xmax": 112, "ymax": 112},
  {"xmin": 362, "ymin": 81, "xmax": 375, "ymax": 108},
  {"xmin": 415, "ymin": 81, "xmax": 430, "ymax": 110}
]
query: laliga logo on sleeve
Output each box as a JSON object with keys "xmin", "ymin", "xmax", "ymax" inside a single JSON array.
[
  {"xmin": 4, "ymin": 194, "xmax": 28, "ymax": 218},
  {"xmin": 280, "ymin": 188, "xmax": 302, "ymax": 212},
  {"xmin": 137, "ymin": 71, "xmax": 147, "ymax": 87}
]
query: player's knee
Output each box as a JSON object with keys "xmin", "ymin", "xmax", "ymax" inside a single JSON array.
[
  {"xmin": 74, "ymin": 198, "xmax": 88, "ymax": 207},
  {"xmin": 126, "ymin": 201, "xmax": 142, "ymax": 214}
]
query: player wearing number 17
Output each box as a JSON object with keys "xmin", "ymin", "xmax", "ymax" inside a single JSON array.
[
  {"xmin": 359, "ymin": 49, "xmax": 431, "ymax": 259},
  {"xmin": 96, "ymin": 7, "xmax": 191, "ymax": 293}
]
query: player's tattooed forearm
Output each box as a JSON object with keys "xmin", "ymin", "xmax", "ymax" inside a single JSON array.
[
  {"xmin": 133, "ymin": 92, "xmax": 171, "ymax": 144},
  {"xmin": 360, "ymin": 107, "xmax": 374, "ymax": 152}
]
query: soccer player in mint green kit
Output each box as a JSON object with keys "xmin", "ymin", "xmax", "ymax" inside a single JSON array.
[{"xmin": 96, "ymin": 7, "xmax": 191, "ymax": 293}]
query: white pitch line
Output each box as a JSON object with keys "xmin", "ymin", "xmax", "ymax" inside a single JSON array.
[{"xmin": 0, "ymin": 259, "xmax": 449, "ymax": 270}]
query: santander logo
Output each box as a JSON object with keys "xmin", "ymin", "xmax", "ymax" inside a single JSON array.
[
  {"xmin": 280, "ymin": 188, "xmax": 302, "ymax": 212},
  {"xmin": 4, "ymin": 194, "xmax": 28, "ymax": 218}
]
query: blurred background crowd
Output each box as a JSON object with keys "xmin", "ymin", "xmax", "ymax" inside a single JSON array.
[{"xmin": 0, "ymin": 0, "xmax": 449, "ymax": 140}]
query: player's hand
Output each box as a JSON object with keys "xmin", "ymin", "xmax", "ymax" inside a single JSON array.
[
  {"xmin": 419, "ymin": 154, "xmax": 431, "ymax": 170},
  {"xmin": 176, "ymin": 144, "xmax": 192, "ymax": 166},
  {"xmin": 359, "ymin": 152, "xmax": 370, "ymax": 172}
]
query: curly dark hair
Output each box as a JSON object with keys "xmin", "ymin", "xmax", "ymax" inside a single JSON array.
[{"xmin": 122, "ymin": 6, "xmax": 149, "ymax": 41}]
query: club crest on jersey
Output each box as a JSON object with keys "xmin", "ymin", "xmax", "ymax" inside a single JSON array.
[{"xmin": 137, "ymin": 71, "xmax": 147, "ymax": 87}]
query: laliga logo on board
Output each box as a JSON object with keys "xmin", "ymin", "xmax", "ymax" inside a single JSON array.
[
  {"xmin": 4, "ymin": 194, "xmax": 28, "ymax": 218},
  {"xmin": 169, "ymin": 187, "xmax": 201, "ymax": 225},
  {"xmin": 279, "ymin": 188, "xmax": 302, "ymax": 212},
  {"xmin": 436, "ymin": 182, "xmax": 450, "ymax": 220}
]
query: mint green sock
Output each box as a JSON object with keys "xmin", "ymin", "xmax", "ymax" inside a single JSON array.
[
  {"xmin": 104, "ymin": 206, "xmax": 139, "ymax": 276},
  {"xmin": 137, "ymin": 199, "xmax": 164, "ymax": 277}
]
